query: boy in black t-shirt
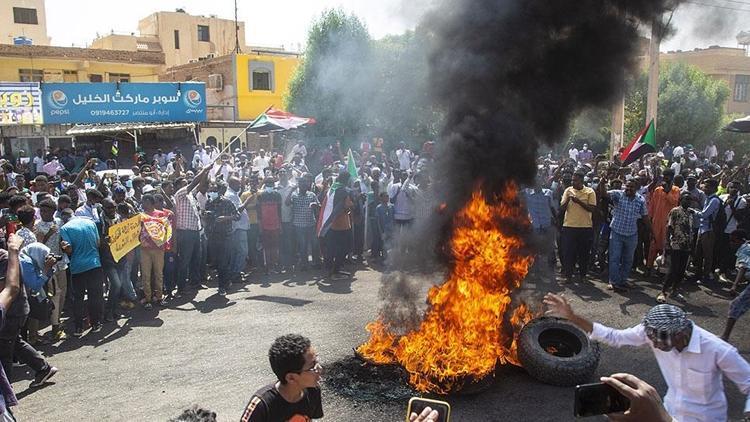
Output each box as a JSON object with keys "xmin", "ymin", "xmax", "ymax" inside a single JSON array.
[{"xmin": 241, "ymin": 334, "xmax": 323, "ymax": 422}]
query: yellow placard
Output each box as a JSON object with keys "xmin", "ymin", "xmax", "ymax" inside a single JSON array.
[{"xmin": 108, "ymin": 214, "xmax": 142, "ymax": 263}]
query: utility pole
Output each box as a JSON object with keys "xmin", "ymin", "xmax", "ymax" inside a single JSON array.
[
  {"xmin": 646, "ymin": 15, "xmax": 661, "ymax": 128},
  {"xmin": 610, "ymin": 96, "xmax": 624, "ymax": 158},
  {"xmin": 234, "ymin": 0, "xmax": 241, "ymax": 54}
]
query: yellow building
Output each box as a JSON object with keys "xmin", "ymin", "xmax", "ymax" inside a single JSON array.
[
  {"xmin": 0, "ymin": 43, "xmax": 164, "ymax": 155},
  {"xmin": 234, "ymin": 50, "xmax": 300, "ymax": 120},
  {"xmin": 0, "ymin": 44, "xmax": 163, "ymax": 83},
  {"xmin": 161, "ymin": 49, "xmax": 300, "ymax": 121},
  {"xmin": 0, "ymin": 0, "xmax": 51, "ymax": 46}
]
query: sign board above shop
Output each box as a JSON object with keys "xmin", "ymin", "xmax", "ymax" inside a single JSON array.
[
  {"xmin": 41, "ymin": 82, "xmax": 207, "ymax": 125},
  {"xmin": 0, "ymin": 82, "xmax": 43, "ymax": 125}
]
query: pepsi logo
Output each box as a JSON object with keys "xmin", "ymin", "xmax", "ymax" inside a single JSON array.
[
  {"xmin": 50, "ymin": 90, "xmax": 68, "ymax": 108},
  {"xmin": 185, "ymin": 90, "xmax": 202, "ymax": 107}
]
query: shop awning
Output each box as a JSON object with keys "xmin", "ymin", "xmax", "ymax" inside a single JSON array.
[{"xmin": 66, "ymin": 122, "xmax": 197, "ymax": 135}]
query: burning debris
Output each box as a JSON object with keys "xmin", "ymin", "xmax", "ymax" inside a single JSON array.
[
  {"xmin": 356, "ymin": 0, "xmax": 679, "ymax": 395},
  {"xmin": 358, "ymin": 187, "xmax": 536, "ymax": 394}
]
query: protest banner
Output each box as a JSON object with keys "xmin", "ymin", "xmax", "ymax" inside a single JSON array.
[{"xmin": 109, "ymin": 214, "xmax": 142, "ymax": 263}]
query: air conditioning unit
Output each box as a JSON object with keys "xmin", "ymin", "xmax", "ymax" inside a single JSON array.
[
  {"xmin": 207, "ymin": 73, "xmax": 223, "ymax": 90},
  {"xmin": 205, "ymin": 53, "xmax": 216, "ymax": 59}
]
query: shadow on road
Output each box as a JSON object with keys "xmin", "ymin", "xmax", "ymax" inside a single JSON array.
[
  {"xmin": 245, "ymin": 295, "xmax": 313, "ymax": 307},
  {"xmin": 190, "ymin": 295, "xmax": 236, "ymax": 314}
]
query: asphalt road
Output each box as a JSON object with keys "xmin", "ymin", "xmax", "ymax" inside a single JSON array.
[{"xmin": 8, "ymin": 262, "xmax": 750, "ymax": 421}]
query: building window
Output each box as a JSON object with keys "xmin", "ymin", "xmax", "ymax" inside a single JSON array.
[
  {"xmin": 249, "ymin": 60, "xmax": 274, "ymax": 91},
  {"xmin": 735, "ymin": 75, "xmax": 749, "ymax": 102},
  {"xmin": 63, "ymin": 70, "xmax": 78, "ymax": 82},
  {"xmin": 18, "ymin": 69, "xmax": 43, "ymax": 82},
  {"xmin": 13, "ymin": 7, "xmax": 38, "ymax": 25},
  {"xmin": 108, "ymin": 73, "xmax": 130, "ymax": 83},
  {"xmin": 197, "ymin": 25, "xmax": 210, "ymax": 42},
  {"xmin": 89, "ymin": 74, "xmax": 103, "ymax": 83},
  {"xmin": 174, "ymin": 30, "xmax": 180, "ymax": 49}
]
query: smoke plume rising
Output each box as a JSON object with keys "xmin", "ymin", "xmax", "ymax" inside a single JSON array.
[{"xmin": 415, "ymin": 0, "xmax": 679, "ymax": 253}]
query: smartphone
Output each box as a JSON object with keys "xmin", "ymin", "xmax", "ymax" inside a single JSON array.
[
  {"xmin": 406, "ymin": 398, "xmax": 451, "ymax": 422},
  {"xmin": 574, "ymin": 382, "xmax": 630, "ymax": 418}
]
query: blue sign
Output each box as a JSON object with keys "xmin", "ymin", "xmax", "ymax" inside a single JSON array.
[{"xmin": 41, "ymin": 82, "xmax": 206, "ymax": 124}]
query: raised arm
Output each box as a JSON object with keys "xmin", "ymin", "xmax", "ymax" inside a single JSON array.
[
  {"xmin": 0, "ymin": 234, "xmax": 23, "ymax": 310},
  {"xmin": 73, "ymin": 159, "xmax": 96, "ymax": 188},
  {"xmin": 544, "ymin": 293, "xmax": 650, "ymax": 347}
]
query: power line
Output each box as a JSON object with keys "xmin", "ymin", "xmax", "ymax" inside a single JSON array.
[
  {"xmin": 684, "ymin": 0, "xmax": 750, "ymax": 12},
  {"xmin": 716, "ymin": 0, "xmax": 750, "ymax": 6}
]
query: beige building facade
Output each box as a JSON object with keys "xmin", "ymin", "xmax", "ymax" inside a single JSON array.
[
  {"xmin": 0, "ymin": 0, "xmax": 50, "ymax": 45},
  {"xmin": 92, "ymin": 10, "xmax": 246, "ymax": 68},
  {"xmin": 661, "ymin": 46, "xmax": 750, "ymax": 116}
]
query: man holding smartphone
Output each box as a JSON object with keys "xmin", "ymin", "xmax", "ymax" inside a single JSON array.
[{"xmin": 545, "ymin": 293, "xmax": 750, "ymax": 422}]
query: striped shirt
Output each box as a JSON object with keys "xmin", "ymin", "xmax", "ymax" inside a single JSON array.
[
  {"xmin": 174, "ymin": 186, "xmax": 202, "ymax": 231},
  {"xmin": 607, "ymin": 190, "xmax": 647, "ymax": 236}
]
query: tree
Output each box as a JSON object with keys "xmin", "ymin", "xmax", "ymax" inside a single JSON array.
[
  {"xmin": 285, "ymin": 10, "xmax": 373, "ymax": 140},
  {"xmin": 567, "ymin": 108, "xmax": 612, "ymax": 155},
  {"xmin": 285, "ymin": 12, "xmax": 441, "ymax": 152},
  {"xmin": 624, "ymin": 62, "xmax": 730, "ymax": 148},
  {"xmin": 716, "ymin": 114, "xmax": 750, "ymax": 159},
  {"xmin": 367, "ymin": 29, "xmax": 441, "ymax": 148}
]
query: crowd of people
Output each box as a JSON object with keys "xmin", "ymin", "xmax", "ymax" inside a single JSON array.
[
  {"xmin": 532, "ymin": 141, "xmax": 750, "ymax": 337},
  {"xmin": 0, "ymin": 137, "xmax": 440, "ymax": 420},
  {"xmin": 0, "ymin": 134, "xmax": 749, "ymax": 420}
]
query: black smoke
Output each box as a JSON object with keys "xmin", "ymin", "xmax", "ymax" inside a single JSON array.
[{"xmin": 417, "ymin": 0, "xmax": 679, "ymax": 248}]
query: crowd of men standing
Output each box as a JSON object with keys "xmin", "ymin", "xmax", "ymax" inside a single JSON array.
[{"xmin": 0, "ymin": 137, "xmax": 433, "ymax": 417}]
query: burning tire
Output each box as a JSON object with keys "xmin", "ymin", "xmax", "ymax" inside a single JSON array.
[{"xmin": 517, "ymin": 317, "xmax": 600, "ymax": 387}]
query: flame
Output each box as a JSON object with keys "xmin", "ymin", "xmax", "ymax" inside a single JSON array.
[{"xmin": 357, "ymin": 185, "xmax": 537, "ymax": 393}]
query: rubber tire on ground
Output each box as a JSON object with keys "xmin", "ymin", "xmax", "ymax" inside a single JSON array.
[{"xmin": 517, "ymin": 316, "xmax": 601, "ymax": 387}]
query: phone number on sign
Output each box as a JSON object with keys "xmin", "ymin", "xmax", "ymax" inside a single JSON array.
[{"xmin": 90, "ymin": 110, "xmax": 130, "ymax": 116}]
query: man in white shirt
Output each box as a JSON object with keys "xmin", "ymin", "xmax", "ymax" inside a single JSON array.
[
  {"xmin": 395, "ymin": 142, "xmax": 414, "ymax": 171},
  {"xmin": 32, "ymin": 149, "xmax": 45, "ymax": 176},
  {"xmin": 725, "ymin": 149, "xmax": 736, "ymax": 163},
  {"xmin": 253, "ymin": 149, "xmax": 270, "ymax": 172},
  {"xmin": 387, "ymin": 170, "xmax": 419, "ymax": 231},
  {"xmin": 291, "ymin": 141, "xmax": 307, "ymax": 160},
  {"xmin": 544, "ymin": 293, "xmax": 750, "ymax": 422},
  {"xmin": 704, "ymin": 141, "xmax": 718, "ymax": 162},
  {"xmin": 568, "ymin": 144, "xmax": 579, "ymax": 162},
  {"xmin": 672, "ymin": 144, "xmax": 685, "ymax": 162},
  {"xmin": 209, "ymin": 154, "xmax": 234, "ymax": 182},
  {"xmin": 669, "ymin": 158, "xmax": 681, "ymax": 175}
]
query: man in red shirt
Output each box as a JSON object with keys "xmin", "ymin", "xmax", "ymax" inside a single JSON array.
[{"xmin": 258, "ymin": 177, "xmax": 282, "ymax": 274}]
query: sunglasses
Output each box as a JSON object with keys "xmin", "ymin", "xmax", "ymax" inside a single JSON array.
[{"xmin": 295, "ymin": 362, "xmax": 322, "ymax": 375}]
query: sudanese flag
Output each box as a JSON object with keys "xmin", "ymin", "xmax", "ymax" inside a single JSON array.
[{"xmin": 620, "ymin": 119, "xmax": 656, "ymax": 166}]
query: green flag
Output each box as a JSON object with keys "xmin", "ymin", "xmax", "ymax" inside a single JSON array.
[{"xmin": 347, "ymin": 148, "xmax": 358, "ymax": 182}]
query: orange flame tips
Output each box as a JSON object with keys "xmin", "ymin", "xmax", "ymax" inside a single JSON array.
[{"xmin": 357, "ymin": 184, "xmax": 538, "ymax": 393}]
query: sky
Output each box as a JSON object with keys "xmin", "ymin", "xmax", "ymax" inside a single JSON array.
[{"xmin": 44, "ymin": 0, "xmax": 749, "ymax": 52}]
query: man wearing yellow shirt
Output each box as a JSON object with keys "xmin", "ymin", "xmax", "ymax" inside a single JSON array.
[{"xmin": 560, "ymin": 171, "xmax": 597, "ymax": 283}]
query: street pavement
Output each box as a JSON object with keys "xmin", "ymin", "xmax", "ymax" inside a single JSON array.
[{"xmin": 8, "ymin": 263, "xmax": 750, "ymax": 421}]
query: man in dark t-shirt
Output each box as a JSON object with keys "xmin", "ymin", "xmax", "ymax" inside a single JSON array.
[{"xmin": 240, "ymin": 334, "xmax": 323, "ymax": 422}]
